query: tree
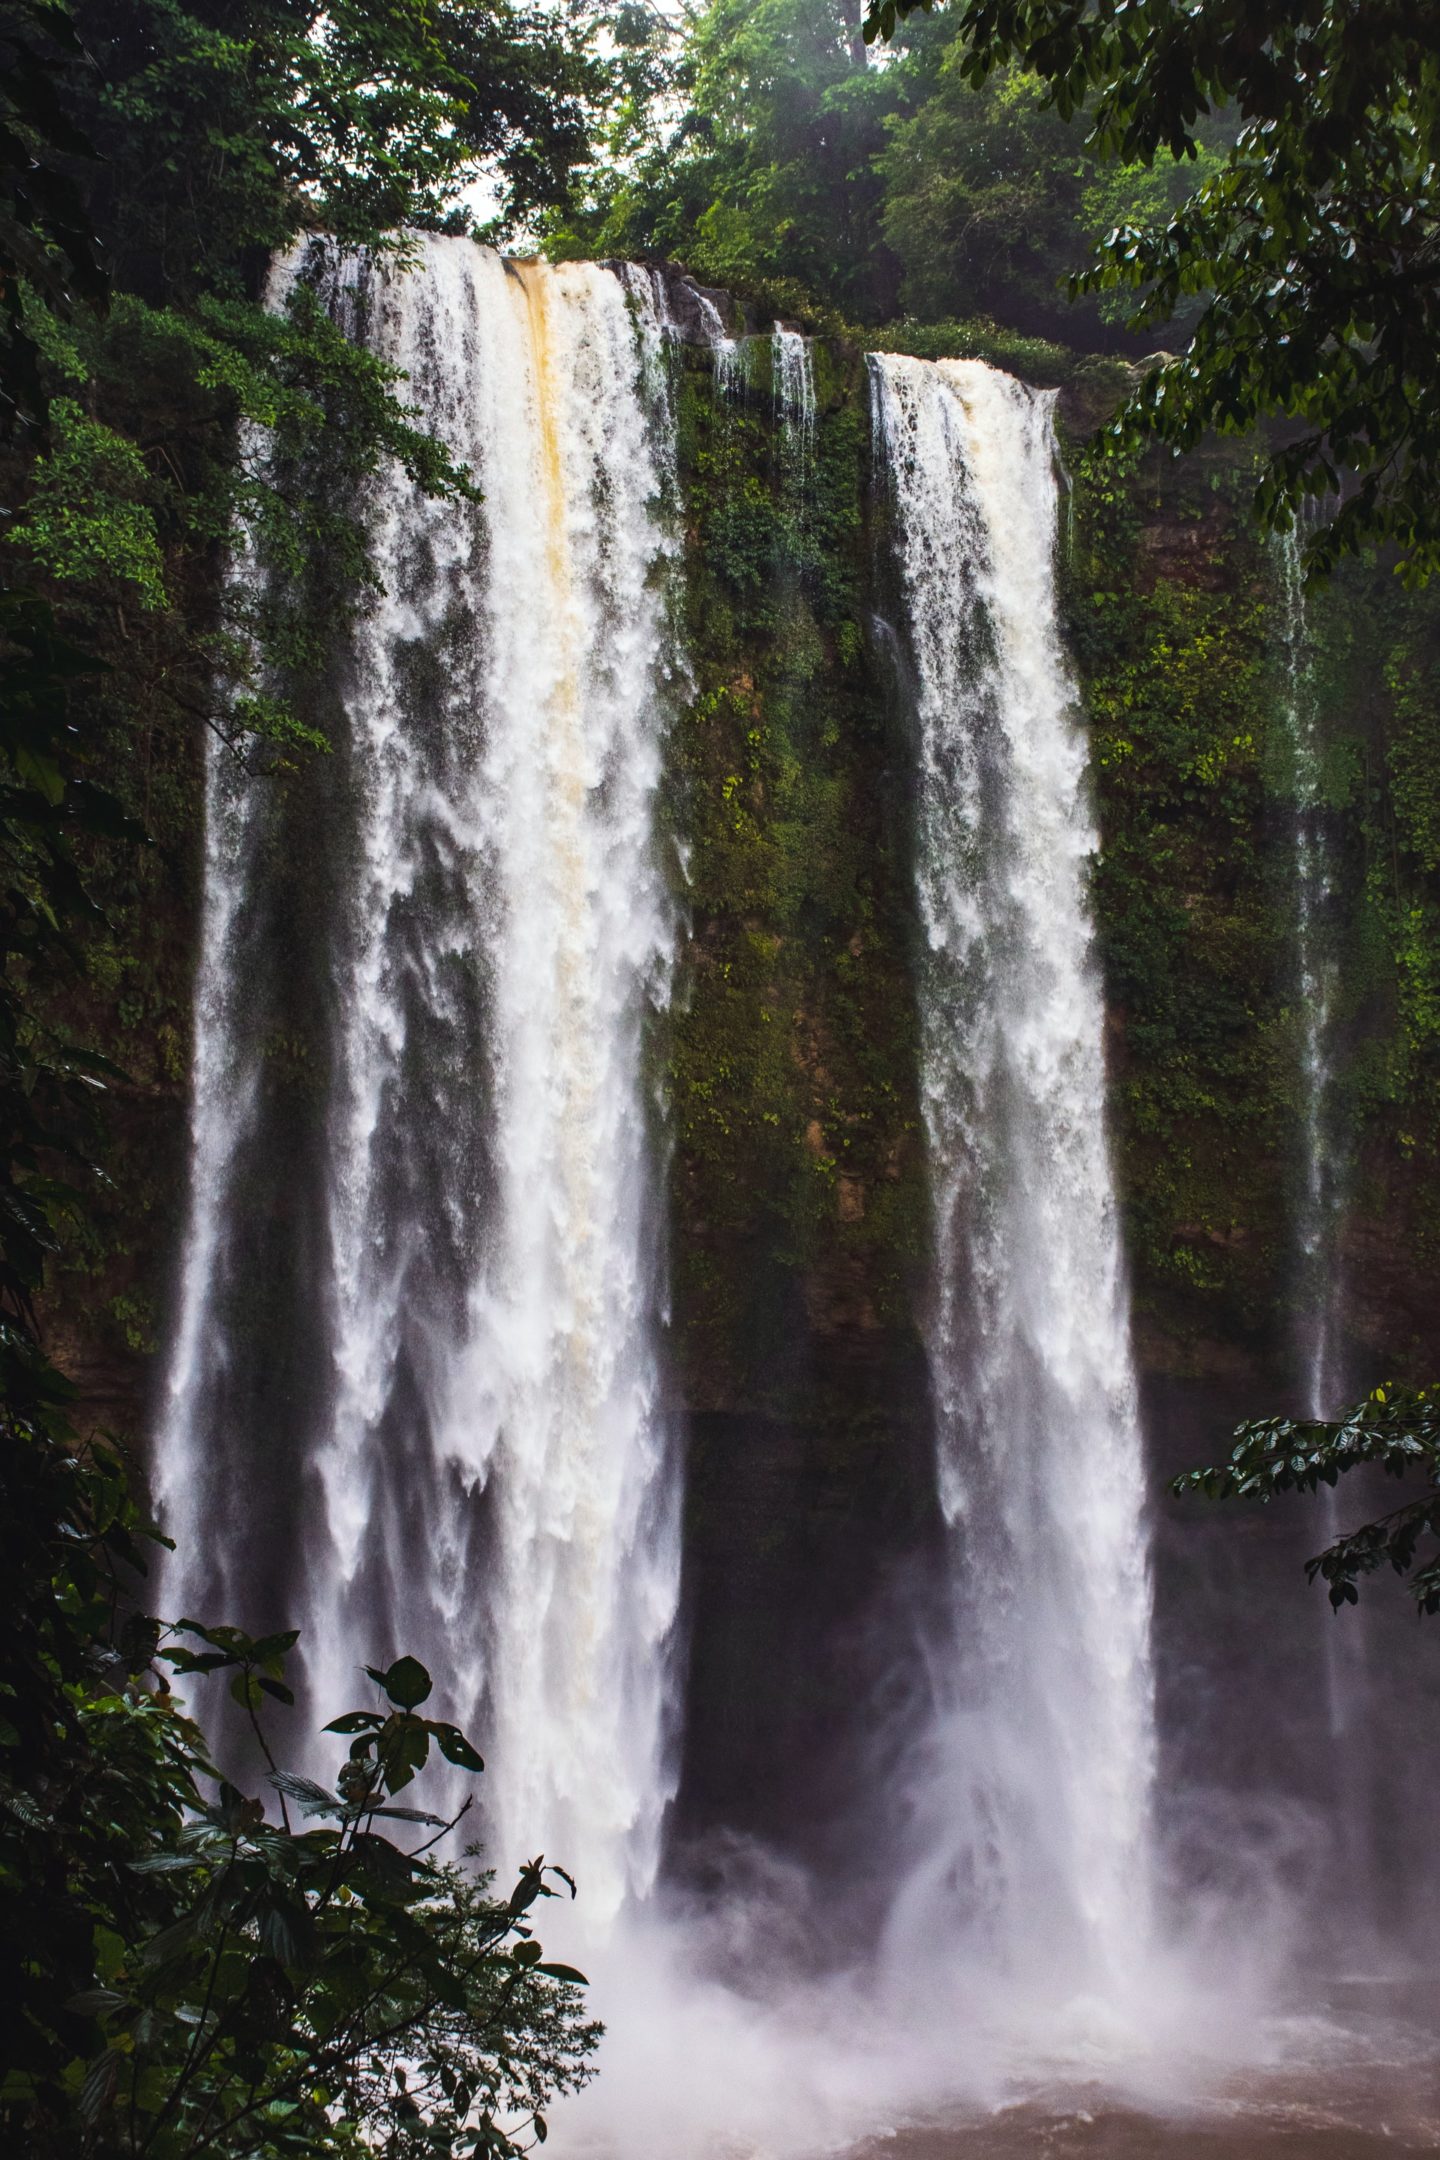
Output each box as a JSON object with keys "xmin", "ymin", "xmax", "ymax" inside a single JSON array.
[
  {"xmin": 0, "ymin": 0, "xmax": 106, "ymax": 428},
  {"xmin": 3, "ymin": 1536, "xmax": 600, "ymax": 2157},
  {"xmin": 1174, "ymin": 1384, "xmax": 1440, "ymax": 1614},
  {"xmin": 0, "ymin": 11, "xmax": 612, "ymax": 2148},
  {"xmin": 863, "ymin": 0, "xmax": 1440, "ymax": 580},
  {"xmin": 562, "ymin": 0, "xmax": 906, "ymax": 325},
  {"xmin": 558, "ymin": 0, "xmax": 1231, "ymax": 353},
  {"xmin": 5, "ymin": 0, "xmax": 608, "ymax": 774},
  {"xmin": 874, "ymin": 27, "xmax": 1221, "ymax": 344}
]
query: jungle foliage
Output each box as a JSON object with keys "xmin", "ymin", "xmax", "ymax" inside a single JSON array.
[
  {"xmin": 578, "ymin": 0, "xmax": 1440, "ymax": 576},
  {"xmin": 4, "ymin": 9, "xmax": 1440, "ymax": 2137},
  {"xmin": 861, "ymin": 0, "xmax": 1440, "ymax": 580},
  {"xmin": 0, "ymin": 4, "xmax": 615, "ymax": 2149},
  {"xmin": 2, "ymin": 1472, "xmax": 598, "ymax": 2159},
  {"xmin": 3, "ymin": 0, "xmax": 602, "ymax": 773},
  {"xmin": 555, "ymin": 0, "xmax": 1220, "ymax": 350}
]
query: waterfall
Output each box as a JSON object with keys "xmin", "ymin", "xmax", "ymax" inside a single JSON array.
[
  {"xmin": 871, "ymin": 354, "xmax": 1154, "ymax": 1994},
  {"xmin": 1277, "ymin": 527, "xmax": 1346, "ymax": 1420},
  {"xmin": 773, "ymin": 326, "xmax": 816, "ymax": 488},
  {"xmin": 150, "ymin": 246, "xmax": 306, "ymax": 1623},
  {"xmin": 1275, "ymin": 529, "xmax": 1378, "ymax": 1942},
  {"xmin": 697, "ymin": 292, "xmax": 744, "ymax": 400},
  {"xmin": 156, "ymin": 236, "xmax": 683, "ymax": 1927}
]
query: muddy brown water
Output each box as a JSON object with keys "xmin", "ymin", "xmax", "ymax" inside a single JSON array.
[
  {"xmin": 844, "ymin": 2064, "xmax": 1440, "ymax": 2158},
  {"xmin": 838, "ymin": 1990, "xmax": 1440, "ymax": 2159},
  {"xmin": 849, "ymin": 2107, "xmax": 1435, "ymax": 2158}
]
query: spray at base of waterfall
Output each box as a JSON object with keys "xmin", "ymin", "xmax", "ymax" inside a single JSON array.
[{"xmin": 536, "ymin": 1864, "xmax": 1421, "ymax": 2160}]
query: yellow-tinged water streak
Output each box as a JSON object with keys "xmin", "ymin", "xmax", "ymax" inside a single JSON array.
[
  {"xmin": 506, "ymin": 257, "xmax": 600, "ymax": 1402},
  {"xmin": 509, "ymin": 258, "xmax": 582, "ymax": 733},
  {"xmin": 470, "ymin": 251, "xmax": 679, "ymax": 1922}
]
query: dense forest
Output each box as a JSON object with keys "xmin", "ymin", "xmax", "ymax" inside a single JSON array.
[{"xmin": 3, "ymin": 1, "xmax": 1440, "ymax": 2154}]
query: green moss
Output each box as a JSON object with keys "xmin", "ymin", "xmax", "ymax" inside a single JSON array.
[
  {"xmin": 1063, "ymin": 426, "xmax": 1440, "ymax": 1365},
  {"xmin": 47, "ymin": 310, "xmax": 1440, "ymax": 1422},
  {"xmin": 663, "ymin": 336, "xmax": 927, "ymax": 1417},
  {"xmin": 1064, "ymin": 441, "xmax": 1288, "ymax": 1357}
]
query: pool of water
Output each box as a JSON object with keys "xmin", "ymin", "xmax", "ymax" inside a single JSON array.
[
  {"xmin": 849, "ymin": 2101, "xmax": 1434, "ymax": 2157},
  {"xmin": 832, "ymin": 1978, "xmax": 1440, "ymax": 2159},
  {"xmin": 844, "ymin": 2055, "xmax": 1440, "ymax": 2157},
  {"xmin": 556, "ymin": 1954, "xmax": 1440, "ymax": 2160}
]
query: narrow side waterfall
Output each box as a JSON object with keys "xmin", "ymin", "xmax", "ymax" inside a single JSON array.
[
  {"xmin": 151, "ymin": 246, "xmax": 306, "ymax": 1621},
  {"xmin": 871, "ymin": 355, "xmax": 1154, "ymax": 1995},
  {"xmin": 1277, "ymin": 528, "xmax": 1346, "ymax": 1419},
  {"xmin": 156, "ymin": 237, "xmax": 682, "ymax": 1927},
  {"xmin": 773, "ymin": 326, "xmax": 816, "ymax": 488},
  {"xmin": 1276, "ymin": 532, "xmax": 1377, "ymax": 1925}
]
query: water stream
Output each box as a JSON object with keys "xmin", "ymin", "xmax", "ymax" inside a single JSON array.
[
  {"xmin": 774, "ymin": 325, "xmax": 817, "ymax": 491},
  {"xmin": 1276, "ymin": 524, "xmax": 1380, "ymax": 1941},
  {"xmin": 1277, "ymin": 525, "xmax": 1346, "ymax": 1423},
  {"xmin": 157, "ymin": 236, "xmax": 683, "ymax": 1923},
  {"xmin": 870, "ymin": 354, "xmax": 1154, "ymax": 2000}
]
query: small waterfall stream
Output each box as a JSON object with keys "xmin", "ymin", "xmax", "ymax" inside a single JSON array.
[
  {"xmin": 871, "ymin": 354, "xmax": 1154, "ymax": 1996},
  {"xmin": 1277, "ymin": 525, "xmax": 1346, "ymax": 1421},
  {"xmin": 157, "ymin": 237, "xmax": 683, "ymax": 1925},
  {"xmin": 151, "ymin": 244, "xmax": 307, "ymax": 1626},
  {"xmin": 773, "ymin": 326, "xmax": 816, "ymax": 491},
  {"xmin": 1276, "ymin": 527, "xmax": 1377, "ymax": 1933}
]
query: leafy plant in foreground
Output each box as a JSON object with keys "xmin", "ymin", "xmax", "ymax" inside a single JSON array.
[
  {"xmin": 1174, "ymin": 1383, "xmax": 1440, "ymax": 1615},
  {"xmin": 0, "ymin": 1357, "xmax": 594, "ymax": 2160}
]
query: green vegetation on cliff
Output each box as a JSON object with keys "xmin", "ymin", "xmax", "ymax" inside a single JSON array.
[
  {"xmin": 1063, "ymin": 423, "xmax": 1440, "ymax": 1373},
  {"xmin": 665, "ymin": 330, "xmax": 928, "ymax": 1428}
]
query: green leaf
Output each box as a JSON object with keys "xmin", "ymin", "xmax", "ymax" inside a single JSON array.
[
  {"xmin": 432, "ymin": 1721, "xmax": 484, "ymax": 1774},
  {"xmin": 367, "ymin": 1655, "xmax": 433, "ymax": 1709},
  {"xmin": 258, "ymin": 1894, "xmax": 319, "ymax": 1970},
  {"xmin": 271, "ymin": 1770, "xmax": 340, "ymax": 1816},
  {"xmin": 65, "ymin": 1987, "xmax": 129, "ymax": 2017},
  {"xmin": 78, "ymin": 2046, "xmax": 122, "ymax": 2123},
  {"xmin": 250, "ymin": 1629, "xmax": 301, "ymax": 1661}
]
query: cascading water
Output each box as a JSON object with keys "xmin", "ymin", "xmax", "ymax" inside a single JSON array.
[
  {"xmin": 871, "ymin": 354, "xmax": 1155, "ymax": 2000},
  {"xmin": 1277, "ymin": 525, "xmax": 1346, "ymax": 1421},
  {"xmin": 151, "ymin": 245, "xmax": 306, "ymax": 1626},
  {"xmin": 700, "ymin": 292, "xmax": 745, "ymax": 400},
  {"xmin": 773, "ymin": 325, "xmax": 816, "ymax": 490},
  {"xmin": 156, "ymin": 235, "xmax": 683, "ymax": 1928},
  {"xmin": 1276, "ymin": 528, "xmax": 1377, "ymax": 1933}
]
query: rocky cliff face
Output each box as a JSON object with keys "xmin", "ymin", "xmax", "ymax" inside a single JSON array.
[
  {"xmin": 650, "ymin": 304, "xmax": 1440, "ymax": 1844},
  {"xmin": 46, "ymin": 273, "xmax": 1440, "ymax": 1853}
]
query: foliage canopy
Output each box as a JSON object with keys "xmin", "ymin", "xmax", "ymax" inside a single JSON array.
[
  {"xmin": 2, "ymin": 1488, "xmax": 599, "ymax": 2159},
  {"xmin": 557, "ymin": 0, "xmax": 1218, "ymax": 348},
  {"xmin": 861, "ymin": 0, "xmax": 1440, "ymax": 578}
]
